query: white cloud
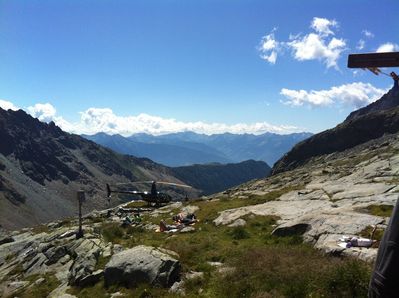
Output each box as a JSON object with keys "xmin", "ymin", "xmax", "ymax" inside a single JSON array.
[
  {"xmin": 356, "ymin": 30, "xmax": 373, "ymax": 51},
  {"xmin": 281, "ymin": 82, "xmax": 387, "ymax": 108},
  {"xmin": 376, "ymin": 42, "xmax": 399, "ymax": 53},
  {"xmin": 311, "ymin": 17, "xmax": 337, "ymax": 37},
  {"xmin": 362, "ymin": 30, "xmax": 374, "ymax": 38},
  {"xmin": 356, "ymin": 39, "xmax": 365, "ymax": 50},
  {"xmin": 288, "ymin": 33, "xmax": 346, "ymax": 69},
  {"xmin": 258, "ymin": 29, "xmax": 280, "ymax": 64},
  {"xmin": 0, "ymin": 99, "xmax": 301, "ymax": 135},
  {"xmin": 72, "ymin": 108, "xmax": 300, "ymax": 135},
  {"xmin": 259, "ymin": 17, "xmax": 346, "ymax": 69},
  {"xmin": 0, "ymin": 99, "xmax": 19, "ymax": 111},
  {"xmin": 27, "ymin": 103, "xmax": 57, "ymax": 122}
]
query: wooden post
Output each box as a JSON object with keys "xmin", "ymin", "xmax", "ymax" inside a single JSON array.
[{"xmin": 76, "ymin": 190, "xmax": 86, "ymax": 239}]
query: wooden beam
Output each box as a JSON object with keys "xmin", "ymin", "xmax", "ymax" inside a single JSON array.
[{"xmin": 348, "ymin": 52, "xmax": 399, "ymax": 68}]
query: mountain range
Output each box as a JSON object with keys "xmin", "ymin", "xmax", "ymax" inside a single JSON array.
[
  {"xmin": 0, "ymin": 108, "xmax": 270, "ymax": 230},
  {"xmin": 83, "ymin": 131, "xmax": 312, "ymax": 167}
]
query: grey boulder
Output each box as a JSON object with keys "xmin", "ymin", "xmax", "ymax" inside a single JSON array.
[{"xmin": 104, "ymin": 245, "xmax": 180, "ymax": 288}]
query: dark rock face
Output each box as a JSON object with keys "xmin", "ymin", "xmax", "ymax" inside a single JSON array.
[
  {"xmin": 104, "ymin": 246, "xmax": 180, "ymax": 288},
  {"xmin": 273, "ymin": 84, "xmax": 399, "ymax": 174}
]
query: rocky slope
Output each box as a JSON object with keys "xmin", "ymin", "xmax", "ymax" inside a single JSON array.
[
  {"xmin": 273, "ymin": 84, "xmax": 399, "ymax": 174},
  {"xmin": 213, "ymin": 130, "xmax": 399, "ymax": 262},
  {"xmin": 0, "ymin": 108, "xmax": 196, "ymax": 230}
]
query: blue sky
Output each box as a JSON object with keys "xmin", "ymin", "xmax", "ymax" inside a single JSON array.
[{"xmin": 0, "ymin": 0, "xmax": 398, "ymax": 135}]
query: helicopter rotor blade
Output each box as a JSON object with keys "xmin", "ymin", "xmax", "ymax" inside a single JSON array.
[
  {"xmin": 156, "ymin": 181, "xmax": 193, "ymax": 188},
  {"xmin": 111, "ymin": 190, "xmax": 145, "ymax": 196},
  {"xmin": 112, "ymin": 181, "xmax": 153, "ymax": 186}
]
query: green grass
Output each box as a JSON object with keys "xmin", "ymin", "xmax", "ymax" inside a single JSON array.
[
  {"xmin": 360, "ymin": 225, "xmax": 385, "ymax": 242},
  {"xmin": 31, "ymin": 224, "xmax": 50, "ymax": 234},
  {"xmin": 69, "ymin": 195, "xmax": 372, "ymax": 297},
  {"xmin": 12, "ymin": 273, "xmax": 60, "ymax": 298},
  {"xmin": 207, "ymin": 248, "xmax": 370, "ymax": 298},
  {"xmin": 366, "ymin": 204, "xmax": 394, "ymax": 217}
]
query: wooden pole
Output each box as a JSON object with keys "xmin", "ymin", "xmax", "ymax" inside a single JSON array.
[{"xmin": 76, "ymin": 190, "xmax": 85, "ymax": 239}]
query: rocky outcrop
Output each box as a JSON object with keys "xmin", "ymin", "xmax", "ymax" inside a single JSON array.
[
  {"xmin": 104, "ymin": 245, "xmax": 180, "ymax": 288},
  {"xmin": 214, "ymin": 131, "xmax": 399, "ymax": 262},
  {"xmin": 68, "ymin": 238, "xmax": 103, "ymax": 286}
]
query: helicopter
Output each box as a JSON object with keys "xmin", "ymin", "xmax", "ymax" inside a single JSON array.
[{"xmin": 106, "ymin": 180, "xmax": 192, "ymax": 207}]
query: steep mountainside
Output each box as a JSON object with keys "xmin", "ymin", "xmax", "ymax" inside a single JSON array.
[
  {"xmin": 0, "ymin": 108, "xmax": 196, "ymax": 230},
  {"xmin": 84, "ymin": 131, "xmax": 312, "ymax": 166},
  {"xmin": 273, "ymin": 84, "xmax": 399, "ymax": 174},
  {"xmin": 171, "ymin": 160, "xmax": 271, "ymax": 195}
]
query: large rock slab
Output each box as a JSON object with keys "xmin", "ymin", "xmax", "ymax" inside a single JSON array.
[
  {"xmin": 330, "ymin": 183, "xmax": 395, "ymax": 201},
  {"xmin": 104, "ymin": 245, "xmax": 180, "ymax": 288},
  {"xmin": 67, "ymin": 238, "xmax": 103, "ymax": 286}
]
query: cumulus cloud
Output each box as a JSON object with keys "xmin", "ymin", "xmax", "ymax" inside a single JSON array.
[
  {"xmin": 27, "ymin": 103, "xmax": 57, "ymax": 122},
  {"xmin": 258, "ymin": 29, "xmax": 280, "ymax": 64},
  {"xmin": 356, "ymin": 39, "xmax": 365, "ymax": 50},
  {"xmin": 0, "ymin": 99, "xmax": 301, "ymax": 135},
  {"xmin": 356, "ymin": 30, "xmax": 374, "ymax": 50},
  {"xmin": 72, "ymin": 108, "xmax": 300, "ymax": 135},
  {"xmin": 376, "ymin": 42, "xmax": 399, "ymax": 53},
  {"xmin": 287, "ymin": 17, "xmax": 345, "ymax": 69},
  {"xmin": 259, "ymin": 17, "xmax": 346, "ymax": 69},
  {"xmin": 281, "ymin": 82, "xmax": 387, "ymax": 108},
  {"xmin": 0, "ymin": 99, "xmax": 19, "ymax": 111},
  {"xmin": 287, "ymin": 33, "xmax": 346, "ymax": 69},
  {"xmin": 311, "ymin": 17, "xmax": 337, "ymax": 36},
  {"xmin": 362, "ymin": 30, "xmax": 374, "ymax": 38}
]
